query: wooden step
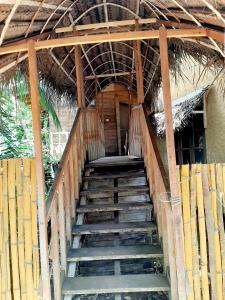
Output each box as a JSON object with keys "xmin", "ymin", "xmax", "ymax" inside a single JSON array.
[
  {"xmin": 72, "ymin": 221, "xmax": 156, "ymax": 235},
  {"xmin": 85, "ymin": 160, "xmax": 144, "ymax": 168},
  {"xmin": 80, "ymin": 185, "xmax": 149, "ymax": 196},
  {"xmin": 67, "ymin": 245, "xmax": 163, "ymax": 262},
  {"xmin": 62, "ymin": 274, "xmax": 170, "ymax": 295},
  {"xmin": 84, "ymin": 171, "xmax": 145, "ymax": 180},
  {"xmin": 77, "ymin": 202, "xmax": 152, "ymax": 213}
]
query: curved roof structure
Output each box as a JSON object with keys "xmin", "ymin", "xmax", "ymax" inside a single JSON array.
[{"xmin": 0, "ymin": 0, "xmax": 224, "ymax": 105}]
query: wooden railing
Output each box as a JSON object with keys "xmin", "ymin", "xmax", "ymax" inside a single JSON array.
[
  {"xmin": 129, "ymin": 104, "xmax": 178, "ymax": 298},
  {"xmin": 44, "ymin": 107, "xmax": 105, "ymax": 299}
]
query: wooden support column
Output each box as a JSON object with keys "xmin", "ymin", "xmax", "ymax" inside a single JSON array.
[
  {"xmin": 27, "ymin": 40, "xmax": 51, "ymax": 299},
  {"xmin": 74, "ymin": 44, "xmax": 85, "ymax": 108},
  {"xmin": 134, "ymin": 22, "xmax": 144, "ymax": 104},
  {"xmin": 134, "ymin": 39, "xmax": 144, "ymax": 103},
  {"xmin": 159, "ymin": 27, "xmax": 186, "ymax": 299},
  {"xmin": 74, "ymin": 43, "xmax": 86, "ymax": 165}
]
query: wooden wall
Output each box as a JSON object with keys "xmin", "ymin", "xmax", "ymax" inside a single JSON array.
[
  {"xmin": 0, "ymin": 159, "xmax": 39, "ymax": 300},
  {"xmin": 96, "ymin": 83, "xmax": 137, "ymax": 156},
  {"xmin": 85, "ymin": 108, "xmax": 105, "ymax": 161}
]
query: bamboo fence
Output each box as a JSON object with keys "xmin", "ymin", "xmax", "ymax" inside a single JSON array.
[
  {"xmin": 0, "ymin": 158, "xmax": 39, "ymax": 300},
  {"xmin": 180, "ymin": 164, "xmax": 225, "ymax": 300}
]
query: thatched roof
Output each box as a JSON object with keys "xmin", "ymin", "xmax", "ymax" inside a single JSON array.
[
  {"xmin": 0, "ymin": 1, "xmax": 224, "ymax": 105},
  {"xmin": 151, "ymin": 85, "xmax": 209, "ymax": 136}
]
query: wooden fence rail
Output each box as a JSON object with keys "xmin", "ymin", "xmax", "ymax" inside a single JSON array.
[{"xmin": 0, "ymin": 158, "xmax": 39, "ymax": 300}]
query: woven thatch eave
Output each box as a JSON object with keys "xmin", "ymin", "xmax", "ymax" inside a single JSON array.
[{"xmin": 0, "ymin": 0, "xmax": 224, "ymax": 106}]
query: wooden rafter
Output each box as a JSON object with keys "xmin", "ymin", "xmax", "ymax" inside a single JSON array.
[
  {"xmin": 85, "ymin": 71, "xmax": 133, "ymax": 80},
  {"xmin": 0, "ymin": 0, "xmax": 21, "ymax": 46},
  {"xmin": 0, "ymin": 0, "xmax": 71, "ymax": 11},
  {"xmin": 56, "ymin": 18, "xmax": 157, "ymax": 33},
  {"xmin": 168, "ymin": 0, "xmax": 225, "ymax": 57},
  {"xmin": 40, "ymin": 0, "xmax": 70, "ymax": 34}
]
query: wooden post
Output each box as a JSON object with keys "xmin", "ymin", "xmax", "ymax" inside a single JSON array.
[
  {"xmin": 74, "ymin": 44, "xmax": 85, "ymax": 108},
  {"xmin": 134, "ymin": 21, "xmax": 144, "ymax": 104},
  {"xmin": 115, "ymin": 97, "xmax": 122, "ymax": 155},
  {"xmin": 28, "ymin": 40, "xmax": 51, "ymax": 299},
  {"xmin": 74, "ymin": 43, "xmax": 86, "ymax": 164},
  {"xmin": 159, "ymin": 27, "xmax": 186, "ymax": 299}
]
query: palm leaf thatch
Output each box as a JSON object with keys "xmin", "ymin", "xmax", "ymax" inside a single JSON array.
[{"xmin": 0, "ymin": 1, "xmax": 224, "ymax": 108}]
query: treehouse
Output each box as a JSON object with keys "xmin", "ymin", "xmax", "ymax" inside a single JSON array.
[{"xmin": 0, "ymin": 1, "xmax": 225, "ymax": 300}]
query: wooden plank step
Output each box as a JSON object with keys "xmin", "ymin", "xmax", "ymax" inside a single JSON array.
[
  {"xmin": 67, "ymin": 245, "xmax": 163, "ymax": 262},
  {"xmin": 62, "ymin": 274, "xmax": 170, "ymax": 295},
  {"xmin": 72, "ymin": 221, "xmax": 156, "ymax": 235},
  {"xmin": 77, "ymin": 202, "xmax": 152, "ymax": 213},
  {"xmin": 85, "ymin": 160, "xmax": 144, "ymax": 168},
  {"xmin": 84, "ymin": 171, "xmax": 145, "ymax": 180},
  {"xmin": 80, "ymin": 185, "xmax": 149, "ymax": 195}
]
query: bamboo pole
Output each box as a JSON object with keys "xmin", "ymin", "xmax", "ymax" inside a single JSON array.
[
  {"xmin": 159, "ymin": 26, "xmax": 186, "ymax": 299},
  {"xmin": 190, "ymin": 165, "xmax": 201, "ymax": 299},
  {"xmin": 28, "ymin": 40, "xmax": 51, "ymax": 299},
  {"xmin": 3, "ymin": 160, "xmax": 12, "ymax": 300},
  {"xmin": 23, "ymin": 159, "xmax": 34, "ymax": 299},
  {"xmin": 181, "ymin": 165, "xmax": 194, "ymax": 299},
  {"xmin": 208, "ymin": 164, "xmax": 223, "ymax": 300},
  {"xmin": 8, "ymin": 160, "xmax": 21, "ymax": 299},
  {"xmin": 0, "ymin": 160, "xmax": 6, "ymax": 300},
  {"xmin": 30, "ymin": 160, "xmax": 40, "ymax": 297},
  {"xmin": 196, "ymin": 165, "xmax": 209, "ymax": 300},
  {"xmin": 15, "ymin": 159, "xmax": 27, "ymax": 300},
  {"xmin": 215, "ymin": 164, "xmax": 225, "ymax": 299}
]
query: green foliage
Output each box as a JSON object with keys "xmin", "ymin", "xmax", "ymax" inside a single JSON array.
[{"xmin": 0, "ymin": 72, "xmax": 61, "ymax": 190}]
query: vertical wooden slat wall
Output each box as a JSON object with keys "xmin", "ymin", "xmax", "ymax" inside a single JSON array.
[
  {"xmin": 0, "ymin": 158, "xmax": 39, "ymax": 300},
  {"xmin": 85, "ymin": 108, "xmax": 105, "ymax": 161},
  {"xmin": 128, "ymin": 106, "xmax": 142, "ymax": 157},
  {"xmin": 180, "ymin": 164, "xmax": 225, "ymax": 299}
]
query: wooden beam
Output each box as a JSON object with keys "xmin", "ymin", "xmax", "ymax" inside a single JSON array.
[
  {"xmin": 207, "ymin": 29, "xmax": 225, "ymax": 44},
  {"xmin": 27, "ymin": 40, "xmax": 51, "ymax": 300},
  {"xmin": 0, "ymin": 0, "xmax": 71, "ymax": 11},
  {"xmin": 55, "ymin": 18, "xmax": 157, "ymax": 33},
  {"xmin": 0, "ymin": 28, "xmax": 207, "ymax": 55},
  {"xmin": 85, "ymin": 71, "xmax": 133, "ymax": 80},
  {"xmin": 159, "ymin": 27, "xmax": 186, "ymax": 300}
]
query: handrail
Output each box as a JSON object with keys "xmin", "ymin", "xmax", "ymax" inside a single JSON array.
[
  {"xmin": 40, "ymin": 106, "xmax": 105, "ymax": 300},
  {"xmin": 142, "ymin": 104, "xmax": 169, "ymax": 189},
  {"xmin": 46, "ymin": 108, "xmax": 81, "ymax": 215}
]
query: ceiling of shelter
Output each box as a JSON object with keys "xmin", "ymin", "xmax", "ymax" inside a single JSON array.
[{"xmin": 0, "ymin": 0, "xmax": 224, "ymax": 105}]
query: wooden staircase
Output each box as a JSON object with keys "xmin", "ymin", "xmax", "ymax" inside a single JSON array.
[{"xmin": 62, "ymin": 156, "xmax": 170, "ymax": 299}]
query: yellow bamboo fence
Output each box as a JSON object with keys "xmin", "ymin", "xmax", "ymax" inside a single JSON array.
[
  {"xmin": 179, "ymin": 164, "xmax": 225, "ymax": 300},
  {"xmin": 0, "ymin": 158, "xmax": 39, "ymax": 300}
]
